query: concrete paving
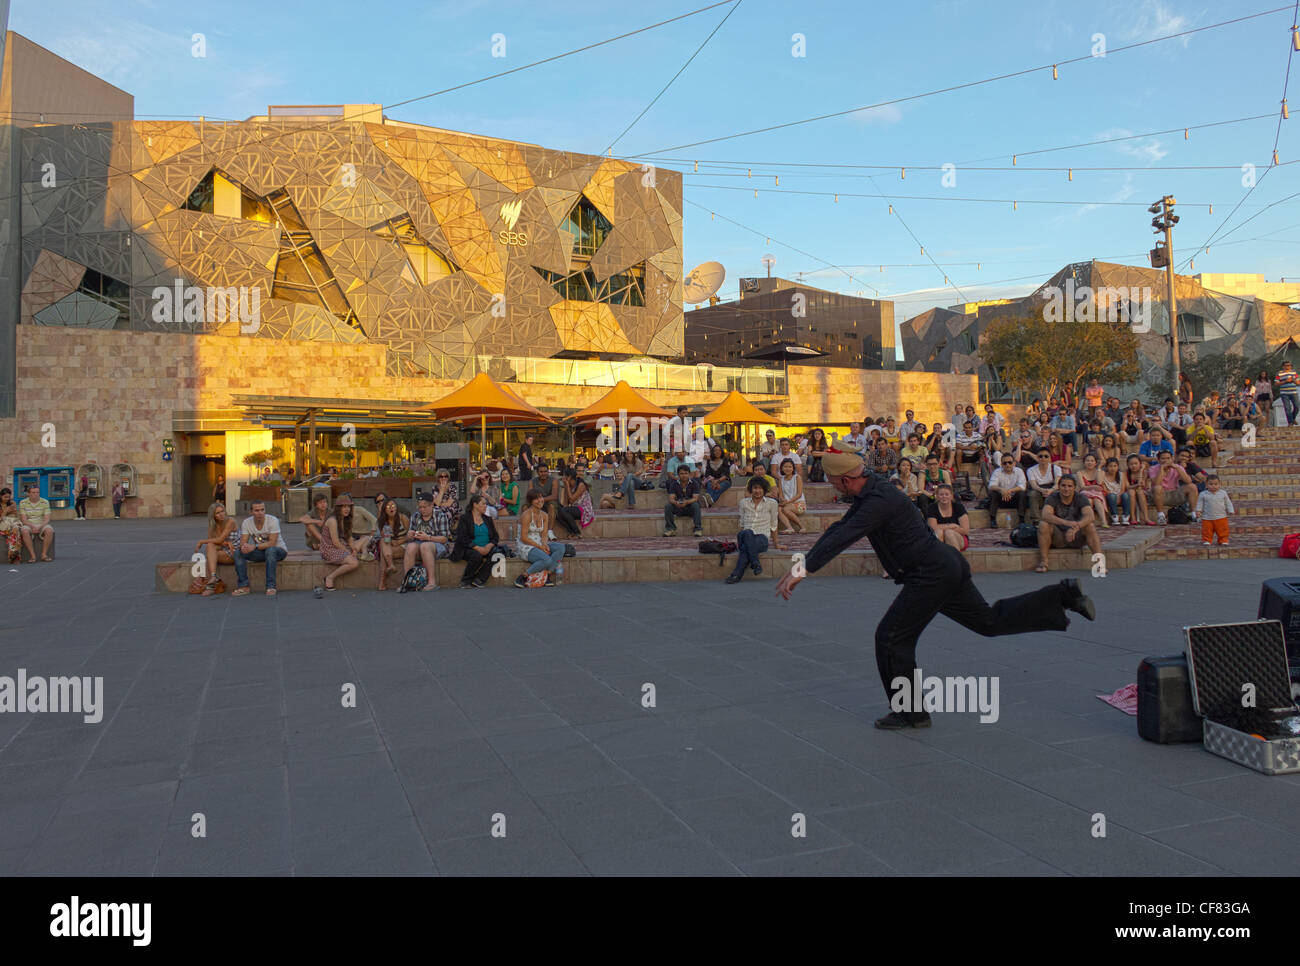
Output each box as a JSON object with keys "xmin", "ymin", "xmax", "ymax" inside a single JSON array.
[{"xmin": 1, "ymin": 516, "xmax": 1298, "ymax": 876}]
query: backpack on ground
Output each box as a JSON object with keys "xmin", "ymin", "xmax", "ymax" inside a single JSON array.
[
  {"xmin": 698, "ymin": 539, "xmax": 737, "ymax": 565},
  {"xmin": 1166, "ymin": 506, "xmax": 1191, "ymax": 525},
  {"xmin": 563, "ymin": 543, "xmax": 577, "ymax": 557},
  {"xmin": 398, "ymin": 565, "xmax": 428, "ymax": 593},
  {"xmin": 1009, "ymin": 523, "xmax": 1038, "ymax": 548}
]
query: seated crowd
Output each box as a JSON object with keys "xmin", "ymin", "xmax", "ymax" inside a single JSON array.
[{"xmin": 194, "ymin": 368, "xmax": 1291, "ymax": 591}]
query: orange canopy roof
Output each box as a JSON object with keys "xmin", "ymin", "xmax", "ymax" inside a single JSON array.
[
  {"xmin": 420, "ymin": 372, "xmax": 552, "ymax": 423},
  {"xmin": 567, "ymin": 380, "xmax": 675, "ymax": 426},
  {"xmin": 699, "ymin": 390, "xmax": 784, "ymax": 426}
]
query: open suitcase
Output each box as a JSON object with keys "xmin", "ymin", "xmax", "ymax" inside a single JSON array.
[{"xmin": 1184, "ymin": 620, "xmax": 1300, "ymax": 775}]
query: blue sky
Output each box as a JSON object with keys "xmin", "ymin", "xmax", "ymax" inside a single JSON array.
[{"xmin": 12, "ymin": 0, "xmax": 1298, "ymax": 338}]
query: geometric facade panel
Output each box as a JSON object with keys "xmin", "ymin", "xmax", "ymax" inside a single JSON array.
[{"xmin": 19, "ymin": 104, "xmax": 684, "ymax": 376}]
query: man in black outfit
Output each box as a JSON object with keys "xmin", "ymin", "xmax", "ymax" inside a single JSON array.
[
  {"xmin": 517, "ymin": 434, "xmax": 535, "ymax": 483},
  {"xmin": 775, "ymin": 451, "xmax": 1096, "ymax": 730}
]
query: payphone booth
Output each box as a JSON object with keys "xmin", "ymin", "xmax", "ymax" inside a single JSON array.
[
  {"xmin": 76, "ymin": 463, "xmax": 105, "ymax": 499},
  {"xmin": 111, "ymin": 463, "xmax": 138, "ymax": 500},
  {"xmin": 11, "ymin": 466, "xmax": 75, "ymax": 507}
]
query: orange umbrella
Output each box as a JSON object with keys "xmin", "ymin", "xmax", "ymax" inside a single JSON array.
[
  {"xmin": 699, "ymin": 390, "xmax": 785, "ymax": 466},
  {"xmin": 421, "ymin": 372, "xmax": 553, "ymax": 461},
  {"xmin": 567, "ymin": 380, "xmax": 674, "ymax": 426}
]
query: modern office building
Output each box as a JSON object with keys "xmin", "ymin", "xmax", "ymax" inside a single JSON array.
[{"xmin": 684, "ymin": 277, "xmax": 895, "ymax": 370}]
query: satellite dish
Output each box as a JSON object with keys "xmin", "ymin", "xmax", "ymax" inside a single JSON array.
[{"xmin": 683, "ymin": 261, "xmax": 725, "ymax": 303}]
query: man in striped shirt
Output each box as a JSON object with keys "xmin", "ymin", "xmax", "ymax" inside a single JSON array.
[{"xmin": 1277, "ymin": 361, "xmax": 1299, "ymax": 426}]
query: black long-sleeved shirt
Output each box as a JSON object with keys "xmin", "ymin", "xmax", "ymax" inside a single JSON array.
[{"xmin": 803, "ymin": 472, "xmax": 942, "ymax": 580}]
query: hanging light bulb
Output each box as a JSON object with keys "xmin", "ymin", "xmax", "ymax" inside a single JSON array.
[
  {"xmin": 1190, "ymin": 259, "xmax": 1195, "ymax": 270},
  {"xmin": 754, "ymin": 189, "xmax": 758, "ymax": 198},
  {"xmin": 1013, "ymin": 201, "xmax": 1018, "ymax": 211},
  {"xmin": 920, "ymin": 246, "xmax": 925, "ymax": 255},
  {"xmin": 711, "ymin": 211, "xmax": 715, "ymax": 220},
  {"xmin": 1284, "ymin": 99, "xmax": 1290, "ymax": 120},
  {"xmin": 1184, "ymin": 128, "xmax": 1189, "ymax": 140},
  {"xmin": 1068, "ymin": 168, "xmax": 1073, "ymax": 181},
  {"xmin": 888, "ymin": 204, "xmax": 893, "ymax": 214},
  {"xmin": 774, "ymin": 175, "xmax": 779, "ymax": 186},
  {"xmin": 1274, "ymin": 149, "xmax": 1281, "ymax": 165},
  {"xmin": 1209, "ymin": 203, "xmax": 1214, "ymax": 214},
  {"xmin": 977, "ymin": 262, "xmax": 981, "ymax": 270},
  {"xmin": 1293, "ymin": 24, "xmax": 1299, "ymax": 50},
  {"xmin": 1052, "ymin": 64, "xmax": 1059, "ymax": 80},
  {"xmin": 747, "ymin": 168, "xmax": 752, "ymax": 178},
  {"xmin": 1012, "ymin": 155, "xmax": 1017, "ymax": 165},
  {"xmin": 901, "ymin": 167, "xmax": 906, "ymax": 180},
  {"xmin": 834, "ymin": 193, "xmax": 838, "ymax": 203},
  {"xmin": 693, "ymin": 160, "xmax": 699, "ymax": 172}
]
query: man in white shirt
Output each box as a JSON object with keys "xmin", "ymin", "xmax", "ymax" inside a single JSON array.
[
  {"xmin": 1026, "ymin": 449, "xmax": 1063, "ymax": 524},
  {"xmin": 726, "ymin": 477, "xmax": 781, "ymax": 583},
  {"xmin": 1164, "ymin": 402, "xmax": 1193, "ymax": 447},
  {"xmin": 234, "ymin": 500, "xmax": 289, "ymax": 596},
  {"xmin": 774, "ymin": 437, "xmax": 802, "ymax": 472},
  {"xmin": 840, "ymin": 422, "xmax": 868, "ymax": 455},
  {"xmin": 988, "ymin": 454, "xmax": 1029, "ymax": 525},
  {"xmin": 898, "ymin": 410, "xmax": 924, "ymax": 443}
]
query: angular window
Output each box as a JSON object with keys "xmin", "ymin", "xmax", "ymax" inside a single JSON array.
[
  {"xmin": 533, "ymin": 262, "xmax": 646, "ymax": 306},
  {"xmin": 184, "ymin": 168, "xmax": 274, "ymax": 223},
  {"xmin": 266, "ymin": 189, "xmax": 363, "ymax": 333},
  {"xmin": 560, "ymin": 196, "xmax": 612, "ymax": 257},
  {"xmin": 371, "ymin": 215, "xmax": 457, "ymax": 285},
  {"xmin": 79, "ymin": 268, "xmax": 130, "ymax": 325}
]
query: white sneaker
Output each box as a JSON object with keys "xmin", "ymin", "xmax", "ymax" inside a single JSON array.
[
  {"xmin": 1157, "ymin": 511, "xmax": 1166, "ymax": 525},
  {"xmin": 1120, "ymin": 514, "xmax": 1129, "ymax": 525}
]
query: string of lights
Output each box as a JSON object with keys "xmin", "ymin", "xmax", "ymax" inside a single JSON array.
[{"xmin": 631, "ymin": 112, "xmax": 1279, "ymax": 173}]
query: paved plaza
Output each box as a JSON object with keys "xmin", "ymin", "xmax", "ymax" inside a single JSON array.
[{"xmin": 1, "ymin": 516, "xmax": 1298, "ymax": 876}]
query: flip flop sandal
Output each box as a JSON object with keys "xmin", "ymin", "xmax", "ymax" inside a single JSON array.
[
  {"xmin": 1034, "ymin": 563, "xmax": 1049, "ymax": 573},
  {"xmin": 231, "ymin": 587, "xmax": 251, "ymax": 596},
  {"xmin": 265, "ymin": 588, "xmax": 277, "ymax": 597}
]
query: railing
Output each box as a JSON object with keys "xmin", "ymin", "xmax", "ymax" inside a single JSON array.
[{"xmin": 403, "ymin": 348, "xmax": 786, "ymax": 396}]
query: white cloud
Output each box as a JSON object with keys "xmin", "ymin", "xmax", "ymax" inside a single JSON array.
[
  {"xmin": 49, "ymin": 21, "xmax": 188, "ymax": 87},
  {"xmin": 1098, "ymin": 127, "xmax": 1168, "ymax": 165},
  {"xmin": 850, "ymin": 104, "xmax": 904, "ymax": 126},
  {"xmin": 1120, "ymin": 0, "xmax": 1192, "ymax": 47}
]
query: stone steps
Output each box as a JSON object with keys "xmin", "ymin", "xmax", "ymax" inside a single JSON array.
[{"xmin": 154, "ymin": 526, "xmax": 1162, "ymax": 592}]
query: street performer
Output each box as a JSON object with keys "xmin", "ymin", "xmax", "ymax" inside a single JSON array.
[{"xmin": 775, "ymin": 451, "xmax": 1096, "ymax": 729}]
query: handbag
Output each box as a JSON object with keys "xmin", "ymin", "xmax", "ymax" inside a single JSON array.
[
  {"xmin": 189, "ymin": 576, "xmax": 226, "ymax": 595},
  {"xmin": 1280, "ymin": 533, "xmax": 1300, "ymax": 559}
]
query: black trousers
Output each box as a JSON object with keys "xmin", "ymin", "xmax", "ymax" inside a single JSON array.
[
  {"xmin": 462, "ymin": 549, "xmax": 494, "ymax": 584},
  {"xmin": 989, "ymin": 488, "xmax": 1027, "ymax": 520},
  {"xmin": 874, "ymin": 542, "xmax": 1070, "ymax": 711}
]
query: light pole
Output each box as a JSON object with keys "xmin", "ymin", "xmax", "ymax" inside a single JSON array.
[{"xmin": 1149, "ymin": 196, "xmax": 1181, "ymax": 390}]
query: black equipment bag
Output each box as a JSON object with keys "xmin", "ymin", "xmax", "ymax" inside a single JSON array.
[
  {"xmin": 1136, "ymin": 655, "xmax": 1203, "ymax": 744},
  {"xmin": 698, "ymin": 539, "xmax": 737, "ymax": 565},
  {"xmin": 1166, "ymin": 505, "xmax": 1191, "ymax": 525},
  {"xmin": 1009, "ymin": 523, "xmax": 1037, "ymax": 548}
]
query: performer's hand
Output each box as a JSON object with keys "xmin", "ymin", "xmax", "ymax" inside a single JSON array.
[{"xmin": 774, "ymin": 571, "xmax": 801, "ymax": 600}]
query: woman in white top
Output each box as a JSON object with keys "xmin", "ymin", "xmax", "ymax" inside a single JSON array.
[
  {"xmin": 514, "ymin": 489, "xmax": 565, "ymax": 587},
  {"xmin": 775, "ymin": 457, "xmax": 806, "ymax": 534},
  {"xmin": 726, "ymin": 477, "xmax": 781, "ymax": 583}
]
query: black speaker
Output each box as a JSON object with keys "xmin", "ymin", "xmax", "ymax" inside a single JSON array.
[
  {"xmin": 1137, "ymin": 655, "xmax": 1203, "ymax": 744},
  {"xmin": 1258, "ymin": 578, "xmax": 1300, "ymax": 667}
]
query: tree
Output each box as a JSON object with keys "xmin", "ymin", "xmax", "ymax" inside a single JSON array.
[{"xmin": 979, "ymin": 307, "xmax": 1140, "ymax": 402}]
